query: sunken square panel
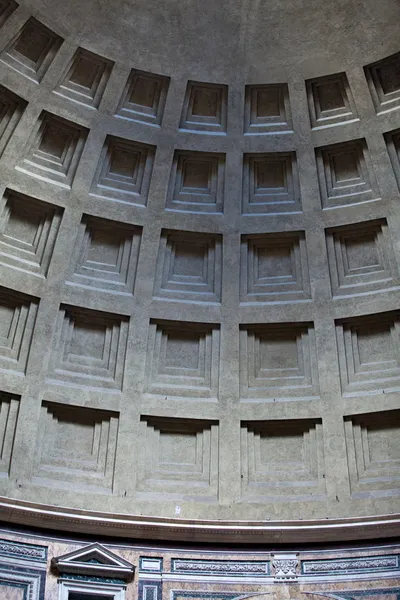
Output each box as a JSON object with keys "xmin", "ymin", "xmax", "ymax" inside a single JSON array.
[
  {"xmin": 316, "ymin": 138, "xmax": 380, "ymax": 208},
  {"xmin": 244, "ymin": 83, "xmax": 292, "ymax": 134},
  {"xmin": 0, "ymin": 392, "xmax": 19, "ymax": 477},
  {"xmin": 34, "ymin": 401, "xmax": 119, "ymax": 492},
  {"xmin": 306, "ymin": 72, "xmax": 358, "ymax": 128},
  {"xmin": 0, "ymin": 85, "xmax": 27, "ymax": 158},
  {"xmin": 241, "ymin": 419, "xmax": 326, "ymax": 501},
  {"xmin": 138, "ymin": 416, "xmax": 219, "ymax": 500},
  {"xmin": 47, "ymin": 305, "xmax": 129, "ymax": 391},
  {"xmin": 242, "ymin": 152, "xmax": 301, "ymax": 215},
  {"xmin": 240, "ymin": 232, "xmax": 310, "ymax": 303},
  {"xmin": 0, "ymin": 189, "xmax": 63, "ymax": 277},
  {"xmin": 0, "ymin": 0, "xmax": 18, "ymax": 28},
  {"xmin": 167, "ymin": 150, "xmax": 225, "ymax": 213},
  {"xmin": 54, "ymin": 47, "xmax": 114, "ymax": 109},
  {"xmin": 345, "ymin": 410, "xmax": 400, "ymax": 497},
  {"xmin": 17, "ymin": 111, "xmax": 88, "ymax": 188},
  {"xmin": 90, "ymin": 134, "xmax": 155, "ymax": 206},
  {"xmin": 153, "ymin": 229, "xmax": 222, "ymax": 303},
  {"xmin": 336, "ymin": 311, "xmax": 400, "ymax": 395},
  {"xmin": 0, "ymin": 286, "xmax": 38, "ymax": 375},
  {"xmin": 326, "ymin": 219, "xmax": 398, "ymax": 297},
  {"xmin": 364, "ymin": 51, "xmax": 400, "ymax": 114},
  {"xmin": 116, "ymin": 68, "xmax": 170, "ymax": 126},
  {"xmin": 385, "ymin": 128, "xmax": 400, "ymax": 191},
  {"xmin": 67, "ymin": 214, "xmax": 142, "ymax": 295},
  {"xmin": 240, "ymin": 322, "xmax": 319, "ymax": 400},
  {"xmin": 180, "ymin": 81, "xmax": 227, "ymax": 134},
  {"xmin": 1, "ymin": 17, "xmax": 63, "ymax": 83},
  {"xmin": 145, "ymin": 319, "xmax": 220, "ymax": 398}
]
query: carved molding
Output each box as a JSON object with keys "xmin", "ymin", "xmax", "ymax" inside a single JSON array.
[
  {"xmin": 52, "ymin": 542, "xmax": 135, "ymax": 581},
  {"xmin": 272, "ymin": 554, "xmax": 299, "ymax": 580},
  {"xmin": 0, "ymin": 497, "xmax": 398, "ymax": 544},
  {"xmin": 0, "ymin": 538, "xmax": 47, "ymax": 562},
  {"xmin": 302, "ymin": 555, "xmax": 399, "ymax": 575},
  {"xmin": 171, "ymin": 559, "xmax": 269, "ymax": 575},
  {"xmin": 0, "ymin": 565, "xmax": 45, "ymax": 600}
]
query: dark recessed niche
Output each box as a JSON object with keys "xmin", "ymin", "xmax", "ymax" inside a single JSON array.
[
  {"xmin": 116, "ymin": 68, "xmax": 170, "ymax": 126},
  {"xmin": 244, "ymin": 83, "xmax": 292, "ymax": 133},
  {"xmin": 364, "ymin": 51, "xmax": 400, "ymax": 113},
  {"xmin": 1, "ymin": 16, "xmax": 63, "ymax": 82},
  {"xmin": 180, "ymin": 80, "xmax": 228, "ymax": 134}
]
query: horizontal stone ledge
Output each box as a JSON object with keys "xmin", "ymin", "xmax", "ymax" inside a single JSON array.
[{"xmin": 0, "ymin": 497, "xmax": 398, "ymax": 544}]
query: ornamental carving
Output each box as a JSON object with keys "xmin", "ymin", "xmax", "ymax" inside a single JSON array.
[
  {"xmin": 172, "ymin": 559, "xmax": 269, "ymax": 575},
  {"xmin": 302, "ymin": 556, "xmax": 398, "ymax": 574},
  {"xmin": 0, "ymin": 539, "xmax": 47, "ymax": 561},
  {"xmin": 272, "ymin": 555, "xmax": 299, "ymax": 580}
]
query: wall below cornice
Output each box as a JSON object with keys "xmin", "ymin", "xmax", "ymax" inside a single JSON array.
[{"xmin": 0, "ymin": 524, "xmax": 399, "ymax": 600}]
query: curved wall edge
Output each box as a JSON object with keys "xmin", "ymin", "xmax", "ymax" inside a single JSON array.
[{"xmin": 0, "ymin": 498, "xmax": 399, "ymax": 543}]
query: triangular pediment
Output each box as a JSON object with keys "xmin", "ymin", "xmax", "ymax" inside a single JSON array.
[{"xmin": 52, "ymin": 543, "xmax": 135, "ymax": 581}]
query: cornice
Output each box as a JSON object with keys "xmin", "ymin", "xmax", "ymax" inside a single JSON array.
[{"xmin": 0, "ymin": 497, "xmax": 399, "ymax": 544}]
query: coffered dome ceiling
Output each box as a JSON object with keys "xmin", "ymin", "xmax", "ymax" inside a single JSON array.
[{"xmin": 0, "ymin": 0, "xmax": 398, "ymax": 543}]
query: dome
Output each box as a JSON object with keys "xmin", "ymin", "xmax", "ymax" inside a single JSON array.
[{"xmin": 0, "ymin": 0, "xmax": 399, "ymax": 544}]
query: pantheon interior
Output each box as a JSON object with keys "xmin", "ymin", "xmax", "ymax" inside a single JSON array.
[{"xmin": 0, "ymin": 0, "xmax": 399, "ymax": 597}]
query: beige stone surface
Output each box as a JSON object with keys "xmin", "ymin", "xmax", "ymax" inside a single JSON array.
[
  {"xmin": 1, "ymin": 528, "xmax": 400, "ymax": 600},
  {"xmin": 0, "ymin": 586, "xmax": 24, "ymax": 600}
]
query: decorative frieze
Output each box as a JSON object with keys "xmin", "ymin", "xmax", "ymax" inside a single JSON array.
[
  {"xmin": 0, "ymin": 538, "xmax": 47, "ymax": 562},
  {"xmin": 171, "ymin": 558, "xmax": 270, "ymax": 576},
  {"xmin": 301, "ymin": 555, "xmax": 399, "ymax": 575}
]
